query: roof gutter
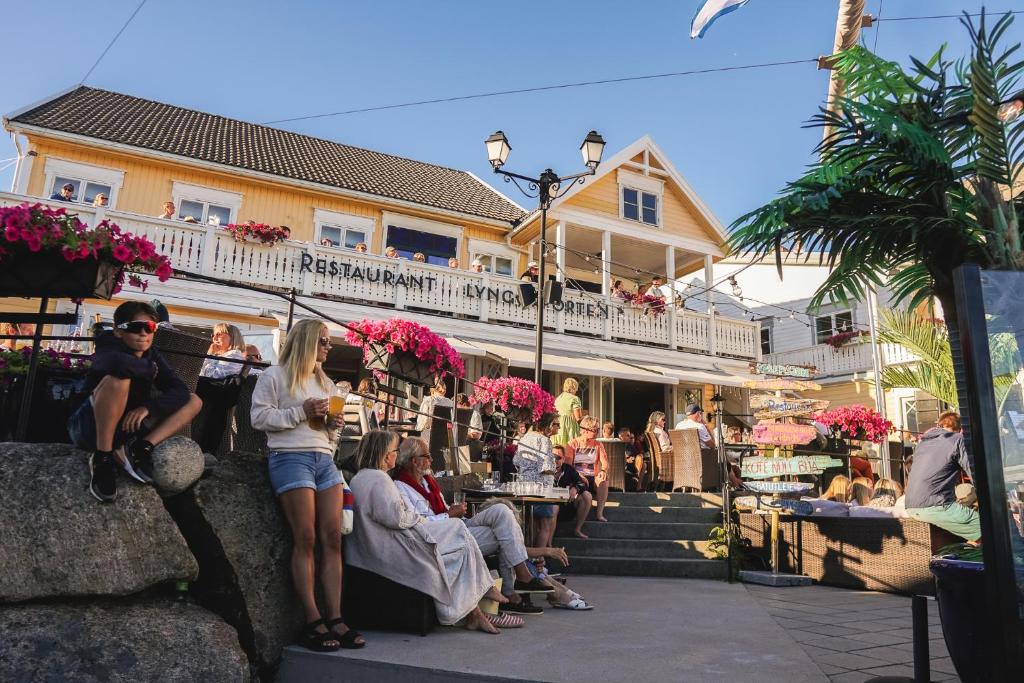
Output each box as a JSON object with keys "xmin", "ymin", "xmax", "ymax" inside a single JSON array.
[{"xmin": 4, "ymin": 122, "xmax": 521, "ymax": 230}]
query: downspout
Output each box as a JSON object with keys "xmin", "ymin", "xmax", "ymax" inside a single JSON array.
[{"xmin": 9, "ymin": 128, "xmax": 24, "ymax": 193}]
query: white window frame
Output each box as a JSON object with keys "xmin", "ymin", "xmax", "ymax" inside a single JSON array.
[
  {"xmin": 813, "ymin": 310, "xmax": 854, "ymax": 344},
  {"xmin": 171, "ymin": 181, "xmax": 242, "ymax": 225},
  {"xmin": 759, "ymin": 323, "xmax": 773, "ymax": 355},
  {"xmin": 314, "ymin": 208, "xmax": 375, "ymax": 250},
  {"xmin": 382, "ymin": 211, "xmax": 463, "ymax": 259},
  {"xmin": 43, "ymin": 157, "xmax": 125, "ymax": 208},
  {"xmin": 467, "ymin": 238, "xmax": 518, "ymax": 278},
  {"xmin": 617, "ymin": 169, "xmax": 663, "ymax": 227}
]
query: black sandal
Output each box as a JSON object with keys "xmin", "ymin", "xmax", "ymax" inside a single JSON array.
[
  {"xmin": 300, "ymin": 619, "xmax": 341, "ymax": 652},
  {"xmin": 326, "ymin": 617, "xmax": 366, "ymax": 649}
]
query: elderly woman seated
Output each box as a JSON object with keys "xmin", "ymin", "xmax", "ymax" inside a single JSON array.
[{"xmin": 346, "ymin": 430, "xmax": 508, "ymax": 634}]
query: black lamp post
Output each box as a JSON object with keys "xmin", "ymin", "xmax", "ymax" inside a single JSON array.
[
  {"xmin": 710, "ymin": 391, "xmax": 732, "ymax": 582},
  {"xmin": 485, "ymin": 130, "xmax": 606, "ymax": 385}
]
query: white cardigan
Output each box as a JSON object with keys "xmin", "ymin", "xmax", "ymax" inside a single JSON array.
[{"xmin": 250, "ymin": 365, "xmax": 336, "ymax": 455}]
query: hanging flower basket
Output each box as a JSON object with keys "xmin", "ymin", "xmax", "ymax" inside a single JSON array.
[
  {"xmin": 0, "ymin": 203, "xmax": 173, "ymax": 300},
  {"xmin": 345, "ymin": 318, "xmax": 465, "ymax": 388},
  {"xmin": 470, "ymin": 376, "xmax": 555, "ymax": 425},
  {"xmin": 813, "ymin": 404, "xmax": 893, "ymax": 444}
]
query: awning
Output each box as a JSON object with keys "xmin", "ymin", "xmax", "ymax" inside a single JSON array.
[
  {"xmin": 631, "ymin": 361, "xmax": 756, "ymax": 388},
  {"xmin": 466, "ymin": 341, "xmax": 677, "ymax": 385}
]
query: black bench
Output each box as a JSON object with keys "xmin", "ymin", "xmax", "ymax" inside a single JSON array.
[{"xmin": 342, "ymin": 563, "xmax": 437, "ymax": 636}]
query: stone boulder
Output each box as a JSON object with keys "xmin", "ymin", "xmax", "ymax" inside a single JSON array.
[
  {"xmin": 0, "ymin": 443, "xmax": 198, "ymax": 603},
  {"xmin": 151, "ymin": 435, "xmax": 204, "ymax": 496},
  {"xmin": 165, "ymin": 450, "xmax": 303, "ymax": 675},
  {"xmin": 0, "ymin": 600, "xmax": 249, "ymax": 682}
]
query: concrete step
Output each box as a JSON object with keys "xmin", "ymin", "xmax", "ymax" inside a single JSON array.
[
  {"xmin": 605, "ymin": 492, "xmax": 722, "ymax": 507},
  {"xmin": 563, "ymin": 555, "xmax": 727, "ymax": 579},
  {"xmin": 556, "ymin": 537, "xmax": 718, "ymax": 560},
  {"xmin": 599, "ymin": 505, "xmax": 721, "ymax": 524},
  {"xmin": 557, "ymin": 521, "xmax": 718, "ymax": 540}
]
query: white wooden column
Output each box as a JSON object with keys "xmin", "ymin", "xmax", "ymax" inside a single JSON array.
[
  {"xmin": 704, "ymin": 254, "xmax": 717, "ymax": 356},
  {"xmin": 666, "ymin": 245, "xmax": 677, "ymax": 349},
  {"xmin": 602, "ymin": 230, "xmax": 612, "ymax": 340},
  {"xmin": 554, "ymin": 221, "xmax": 566, "ymax": 282}
]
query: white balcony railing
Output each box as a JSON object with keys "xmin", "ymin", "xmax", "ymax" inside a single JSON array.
[
  {"xmin": 1, "ymin": 192, "xmax": 761, "ymax": 359},
  {"xmin": 767, "ymin": 340, "xmax": 918, "ymax": 377}
]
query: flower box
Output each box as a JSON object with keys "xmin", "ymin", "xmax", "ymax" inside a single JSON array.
[
  {"xmin": 470, "ymin": 376, "xmax": 555, "ymax": 425},
  {"xmin": 0, "ymin": 251, "xmax": 122, "ymax": 299},
  {"xmin": 345, "ymin": 318, "xmax": 465, "ymax": 388}
]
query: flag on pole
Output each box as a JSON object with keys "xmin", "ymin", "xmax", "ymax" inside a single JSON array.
[{"xmin": 690, "ymin": 0, "xmax": 751, "ymax": 39}]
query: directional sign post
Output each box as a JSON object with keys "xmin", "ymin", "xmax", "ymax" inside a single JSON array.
[{"xmin": 753, "ymin": 422, "xmax": 818, "ymax": 446}]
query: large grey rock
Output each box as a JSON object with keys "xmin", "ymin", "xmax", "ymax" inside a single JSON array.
[
  {"xmin": 166, "ymin": 450, "xmax": 302, "ymax": 676},
  {"xmin": 0, "ymin": 600, "xmax": 249, "ymax": 682},
  {"xmin": 0, "ymin": 443, "xmax": 198, "ymax": 603},
  {"xmin": 151, "ymin": 435, "xmax": 204, "ymax": 495}
]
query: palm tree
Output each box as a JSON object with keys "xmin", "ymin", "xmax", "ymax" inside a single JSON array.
[{"xmin": 728, "ymin": 12, "xmax": 1024, "ymax": 415}]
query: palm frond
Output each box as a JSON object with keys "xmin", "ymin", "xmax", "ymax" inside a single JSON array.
[{"xmin": 881, "ymin": 364, "xmax": 958, "ymax": 408}]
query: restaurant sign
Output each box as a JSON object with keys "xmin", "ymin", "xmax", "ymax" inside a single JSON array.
[
  {"xmin": 741, "ymin": 455, "xmax": 844, "ymax": 479},
  {"xmin": 753, "ymin": 422, "xmax": 818, "ymax": 446},
  {"xmin": 299, "ymin": 253, "xmax": 614, "ymax": 320},
  {"xmin": 751, "ymin": 396, "xmax": 829, "ymax": 419},
  {"xmin": 752, "ymin": 362, "xmax": 815, "ymax": 379}
]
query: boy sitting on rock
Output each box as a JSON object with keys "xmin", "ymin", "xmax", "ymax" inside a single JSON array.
[{"xmin": 68, "ymin": 301, "xmax": 202, "ymax": 503}]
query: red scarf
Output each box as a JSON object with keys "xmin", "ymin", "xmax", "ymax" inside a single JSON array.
[{"xmin": 397, "ymin": 470, "xmax": 447, "ymax": 515}]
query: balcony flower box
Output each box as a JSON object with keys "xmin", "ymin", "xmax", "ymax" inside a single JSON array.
[
  {"xmin": 345, "ymin": 318, "xmax": 464, "ymax": 388},
  {"xmin": 823, "ymin": 330, "xmax": 868, "ymax": 350},
  {"xmin": 470, "ymin": 376, "xmax": 555, "ymax": 425},
  {"xmin": 0, "ymin": 203, "xmax": 172, "ymax": 300}
]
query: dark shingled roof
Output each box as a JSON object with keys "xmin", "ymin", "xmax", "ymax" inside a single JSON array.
[{"xmin": 9, "ymin": 86, "xmax": 524, "ymax": 224}]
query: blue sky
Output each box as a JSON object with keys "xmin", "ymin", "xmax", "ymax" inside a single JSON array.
[{"xmin": 1, "ymin": 1, "xmax": 1017, "ymax": 226}]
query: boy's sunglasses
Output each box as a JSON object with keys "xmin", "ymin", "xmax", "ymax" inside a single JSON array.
[{"xmin": 116, "ymin": 320, "xmax": 157, "ymax": 334}]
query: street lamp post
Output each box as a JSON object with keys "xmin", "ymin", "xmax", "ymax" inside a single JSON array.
[{"xmin": 485, "ymin": 130, "xmax": 606, "ymax": 384}]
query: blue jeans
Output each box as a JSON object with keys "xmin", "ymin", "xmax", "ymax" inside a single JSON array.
[{"xmin": 267, "ymin": 451, "xmax": 343, "ymax": 496}]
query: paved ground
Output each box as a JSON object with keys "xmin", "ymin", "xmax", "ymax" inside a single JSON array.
[
  {"xmin": 278, "ymin": 576, "xmax": 826, "ymax": 683},
  {"xmin": 745, "ymin": 583, "xmax": 958, "ymax": 682}
]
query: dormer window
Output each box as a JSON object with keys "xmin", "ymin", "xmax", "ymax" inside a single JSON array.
[{"xmin": 623, "ymin": 188, "xmax": 658, "ymax": 225}]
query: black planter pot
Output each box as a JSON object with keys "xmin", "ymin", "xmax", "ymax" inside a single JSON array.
[
  {"xmin": 365, "ymin": 345, "xmax": 437, "ymax": 388},
  {"xmin": 929, "ymin": 557, "xmax": 1024, "ymax": 682},
  {"xmin": 0, "ymin": 251, "xmax": 122, "ymax": 300},
  {"xmin": 0, "ymin": 369, "xmax": 87, "ymax": 443}
]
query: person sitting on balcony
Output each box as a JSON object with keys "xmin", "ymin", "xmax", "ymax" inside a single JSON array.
[
  {"xmin": 69, "ymin": 301, "xmax": 201, "ymax": 503},
  {"xmin": 354, "ymin": 242, "xmax": 368, "ymax": 253},
  {"xmin": 157, "ymin": 201, "xmax": 175, "ymax": 220},
  {"xmin": 200, "ymin": 323, "xmax": 248, "ymax": 380},
  {"xmin": 412, "ymin": 252, "xmax": 427, "ymax": 263},
  {"xmin": 92, "ymin": 193, "xmax": 108, "ymax": 207},
  {"xmin": 384, "ymin": 246, "xmax": 399, "ymax": 258},
  {"xmin": 519, "ymin": 261, "xmax": 538, "ymax": 282},
  {"xmin": 347, "ymin": 430, "xmax": 508, "ymax": 634},
  {"xmin": 611, "ymin": 280, "xmax": 629, "ymax": 300},
  {"xmin": 674, "ymin": 404, "xmax": 716, "ymax": 450},
  {"xmin": 50, "ymin": 182, "xmax": 76, "ymax": 202},
  {"xmin": 905, "ymin": 411, "xmax": 981, "ymax": 543},
  {"xmin": 565, "ymin": 416, "xmax": 610, "ymax": 523},
  {"xmin": 394, "ymin": 436, "xmax": 553, "ymax": 625},
  {"xmin": 448, "ymin": 257, "xmax": 460, "ymax": 269},
  {"xmin": 470, "ymin": 259, "xmax": 485, "ymax": 273},
  {"xmin": 645, "ymin": 276, "xmax": 666, "ymax": 299}
]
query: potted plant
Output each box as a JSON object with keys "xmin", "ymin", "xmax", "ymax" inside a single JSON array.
[
  {"xmin": 469, "ymin": 376, "xmax": 555, "ymax": 425},
  {"xmin": 813, "ymin": 404, "xmax": 893, "ymax": 443},
  {"xmin": 345, "ymin": 318, "xmax": 464, "ymax": 387},
  {"xmin": 0, "ymin": 203, "xmax": 173, "ymax": 299}
]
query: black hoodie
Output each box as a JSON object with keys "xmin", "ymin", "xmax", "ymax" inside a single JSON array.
[{"xmin": 78, "ymin": 332, "xmax": 189, "ymax": 419}]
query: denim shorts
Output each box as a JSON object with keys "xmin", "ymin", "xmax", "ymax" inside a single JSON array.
[
  {"xmin": 532, "ymin": 504, "xmax": 558, "ymax": 518},
  {"xmin": 67, "ymin": 398, "xmax": 129, "ymax": 451},
  {"xmin": 267, "ymin": 451, "xmax": 343, "ymax": 496}
]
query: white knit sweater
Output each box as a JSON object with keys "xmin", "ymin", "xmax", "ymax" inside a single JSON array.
[{"xmin": 250, "ymin": 365, "xmax": 336, "ymax": 455}]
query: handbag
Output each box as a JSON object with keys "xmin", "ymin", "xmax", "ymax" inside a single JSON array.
[{"xmin": 341, "ymin": 484, "xmax": 355, "ymax": 536}]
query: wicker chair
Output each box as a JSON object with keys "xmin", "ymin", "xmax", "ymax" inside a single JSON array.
[
  {"xmin": 739, "ymin": 512, "xmax": 960, "ymax": 595},
  {"xmin": 667, "ymin": 429, "xmax": 720, "ymax": 492},
  {"xmin": 230, "ymin": 375, "xmax": 267, "ymax": 455},
  {"xmin": 643, "ymin": 431, "xmax": 664, "ymax": 490},
  {"xmin": 153, "ymin": 326, "xmax": 209, "ymax": 439},
  {"xmin": 598, "ymin": 438, "xmax": 627, "ymax": 492}
]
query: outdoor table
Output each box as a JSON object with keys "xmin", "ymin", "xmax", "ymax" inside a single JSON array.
[{"xmin": 463, "ymin": 488, "xmax": 569, "ymax": 545}]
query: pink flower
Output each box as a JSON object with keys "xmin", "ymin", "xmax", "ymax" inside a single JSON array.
[{"xmin": 112, "ymin": 244, "xmax": 134, "ymax": 263}]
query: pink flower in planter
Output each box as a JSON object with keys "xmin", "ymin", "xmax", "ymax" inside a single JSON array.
[{"xmin": 112, "ymin": 244, "xmax": 134, "ymax": 263}]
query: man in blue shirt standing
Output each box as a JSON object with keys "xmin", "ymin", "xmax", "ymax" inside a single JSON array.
[{"xmin": 905, "ymin": 412, "xmax": 981, "ymax": 543}]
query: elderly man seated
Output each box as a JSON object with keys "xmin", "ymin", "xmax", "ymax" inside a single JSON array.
[{"xmin": 394, "ymin": 437, "xmax": 555, "ymax": 612}]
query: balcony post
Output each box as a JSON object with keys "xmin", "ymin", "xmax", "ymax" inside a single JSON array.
[
  {"xmin": 704, "ymin": 254, "xmax": 717, "ymax": 356},
  {"xmin": 478, "ymin": 272, "xmax": 491, "ymax": 322},
  {"xmin": 395, "ymin": 259, "xmax": 407, "ymax": 310},
  {"xmin": 200, "ymin": 224, "xmax": 218, "ymax": 275},
  {"xmin": 602, "ymin": 230, "xmax": 612, "ymax": 340},
  {"xmin": 666, "ymin": 245, "xmax": 677, "ymax": 349},
  {"xmin": 299, "ymin": 243, "xmax": 316, "ymax": 295},
  {"xmin": 554, "ymin": 220, "xmax": 566, "ymax": 333}
]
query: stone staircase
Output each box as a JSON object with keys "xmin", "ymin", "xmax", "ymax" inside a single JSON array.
[{"xmin": 553, "ymin": 492, "xmax": 726, "ymax": 579}]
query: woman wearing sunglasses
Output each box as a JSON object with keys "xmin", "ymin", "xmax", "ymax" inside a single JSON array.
[
  {"xmin": 250, "ymin": 319, "xmax": 365, "ymax": 651},
  {"xmin": 69, "ymin": 301, "xmax": 201, "ymax": 504}
]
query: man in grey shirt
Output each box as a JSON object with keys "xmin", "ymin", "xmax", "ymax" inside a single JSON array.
[{"xmin": 905, "ymin": 411, "xmax": 980, "ymax": 543}]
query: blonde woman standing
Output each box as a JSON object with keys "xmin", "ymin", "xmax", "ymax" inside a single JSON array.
[
  {"xmin": 250, "ymin": 319, "xmax": 364, "ymax": 651},
  {"xmin": 553, "ymin": 377, "xmax": 583, "ymax": 447},
  {"xmin": 201, "ymin": 323, "xmax": 247, "ymax": 379}
]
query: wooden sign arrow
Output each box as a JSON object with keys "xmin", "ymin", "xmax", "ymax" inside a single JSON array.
[
  {"xmin": 741, "ymin": 455, "xmax": 844, "ymax": 479},
  {"xmin": 743, "ymin": 481, "xmax": 815, "ymax": 494},
  {"xmin": 751, "ymin": 362, "xmax": 815, "ymax": 379},
  {"xmin": 753, "ymin": 422, "xmax": 819, "ymax": 446},
  {"xmin": 743, "ymin": 378, "xmax": 822, "ymax": 392},
  {"xmin": 751, "ymin": 396, "xmax": 829, "ymax": 419}
]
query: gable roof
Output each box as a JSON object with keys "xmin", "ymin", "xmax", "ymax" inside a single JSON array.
[
  {"xmin": 5, "ymin": 86, "xmax": 524, "ymax": 225},
  {"xmin": 513, "ymin": 135, "xmax": 729, "ymax": 244}
]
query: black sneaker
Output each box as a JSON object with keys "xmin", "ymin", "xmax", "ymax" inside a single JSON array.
[
  {"xmin": 501, "ymin": 600, "xmax": 544, "ymax": 615},
  {"xmin": 513, "ymin": 578, "xmax": 556, "ymax": 594},
  {"xmin": 122, "ymin": 439, "xmax": 155, "ymax": 484},
  {"xmin": 90, "ymin": 451, "xmax": 118, "ymax": 503}
]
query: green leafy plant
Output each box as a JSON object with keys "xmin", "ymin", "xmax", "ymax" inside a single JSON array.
[{"xmin": 708, "ymin": 520, "xmax": 753, "ymax": 580}]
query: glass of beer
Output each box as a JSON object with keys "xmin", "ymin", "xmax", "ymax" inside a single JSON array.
[{"xmin": 328, "ymin": 394, "xmax": 346, "ymax": 418}]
